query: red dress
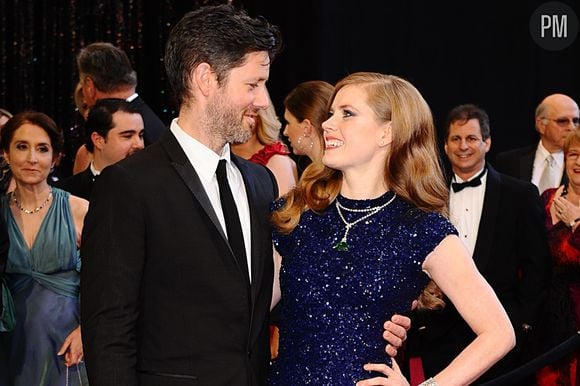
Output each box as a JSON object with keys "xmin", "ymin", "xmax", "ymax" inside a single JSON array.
[
  {"xmin": 248, "ymin": 142, "xmax": 290, "ymax": 166},
  {"xmin": 537, "ymin": 188, "xmax": 580, "ymax": 386}
]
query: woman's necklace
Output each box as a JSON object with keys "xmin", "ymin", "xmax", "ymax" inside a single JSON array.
[
  {"xmin": 333, "ymin": 192, "xmax": 397, "ymax": 252},
  {"xmin": 12, "ymin": 188, "xmax": 53, "ymax": 214}
]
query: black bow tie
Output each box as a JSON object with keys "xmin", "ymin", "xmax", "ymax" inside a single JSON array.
[{"xmin": 451, "ymin": 168, "xmax": 487, "ymax": 193}]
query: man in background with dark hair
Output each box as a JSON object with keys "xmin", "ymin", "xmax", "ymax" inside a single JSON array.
[{"xmin": 56, "ymin": 98, "xmax": 144, "ymax": 200}]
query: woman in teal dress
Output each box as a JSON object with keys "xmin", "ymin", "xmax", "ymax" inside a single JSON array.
[{"xmin": 0, "ymin": 111, "xmax": 89, "ymax": 385}]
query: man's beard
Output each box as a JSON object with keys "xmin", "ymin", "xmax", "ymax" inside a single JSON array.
[{"xmin": 203, "ymin": 93, "xmax": 253, "ymax": 146}]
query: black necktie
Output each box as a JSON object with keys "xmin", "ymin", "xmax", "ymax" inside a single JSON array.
[
  {"xmin": 216, "ymin": 160, "xmax": 249, "ymax": 281},
  {"xmin": 451, "ymin": 168, "xmax": 487, "ymax": 193}
]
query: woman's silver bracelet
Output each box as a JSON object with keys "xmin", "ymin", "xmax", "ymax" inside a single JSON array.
[{"xmin": 419, "ymin": 378, "xmax": 438, "ymax": 386}]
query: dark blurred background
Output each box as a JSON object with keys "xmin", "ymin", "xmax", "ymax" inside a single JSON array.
[{"xmin": 1, "ymin": 0, "xmax": 578, "ymax": 175}]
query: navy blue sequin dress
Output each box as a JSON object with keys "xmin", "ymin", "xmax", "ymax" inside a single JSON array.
[{"xmin": 270, "ymin": 192, "xmax": 457, "ymax": 385}]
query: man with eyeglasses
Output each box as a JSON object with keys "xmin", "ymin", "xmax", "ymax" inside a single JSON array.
[
  {"xmin": 406, "ymin": 104, "xmax": 551, "ymax": 385},
  {"xmin": 496, "ymin": 93, "xmax": 580, "ymax": 194}
]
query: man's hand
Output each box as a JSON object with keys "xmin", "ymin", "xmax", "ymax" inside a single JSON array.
[{"xmin": 383, "ymin": 314, "xmax": 411, "ymax": 357}]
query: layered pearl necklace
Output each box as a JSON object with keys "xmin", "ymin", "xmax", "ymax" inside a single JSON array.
[
  {"xmin": 11, "ymin": 188, "xmax": 53, "ymax": 214},
  {"xmin": 334, "ymin": 192, "xmax": 397, "ymax": 251}
]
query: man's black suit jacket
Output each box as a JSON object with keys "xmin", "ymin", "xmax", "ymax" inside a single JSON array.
[
  {"xmin": 131, "ymin": 95, "xmax": 166, "ymax": 146},
  {"xmin": 54, "ymin": 167, "xmax": 96, "ymax": 200},
  {"xmin": 412, "ymin": 164, "xmax": 552, "ymax": 383},
  {"xmin": 81, "ymin": 130, "xmax": 278, "ymax": 386},
  {"xmin": 495, "ymin": 144, "xmax": 567, "ymax": 187}
]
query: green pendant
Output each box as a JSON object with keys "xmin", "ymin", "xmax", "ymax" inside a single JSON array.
[{"xmin": 333, "ymin": 240, "xmax": 349, "ymax": 252}]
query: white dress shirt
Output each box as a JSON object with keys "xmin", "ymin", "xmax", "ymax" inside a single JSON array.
[
  {"xmin": 449, "ymin": 167, "xmax": 487, "ymax": 258},
  {"xmin": 170, "ymin": 119, "xmax": 252, "ymax": 281},
  {"xmin": 531, "ymin": 141, "xmax": 564, "ymax": 191}
]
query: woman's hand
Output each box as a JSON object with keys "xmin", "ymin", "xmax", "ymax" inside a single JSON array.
[
  {"xmin": 57, "ymin": 325, "xmax": 84, "ymax": 367},
  {"xmin": 355, "ymin": 358, "xmax": 410, "ymax": 386},
  {"xmin": 553, "ymin": 192, "xmax": 580, "ymax": 228}
]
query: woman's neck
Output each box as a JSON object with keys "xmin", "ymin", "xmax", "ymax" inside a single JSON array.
[
  {"xmin": 340, "ymin": 171, "xmax": 388, "ymax": 200},
  {"xmin": 14, "ymin": 182, "xmax": 52, "ymax": 205}
]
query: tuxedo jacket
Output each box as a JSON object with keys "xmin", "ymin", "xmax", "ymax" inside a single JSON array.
[
  {"xmin": 412, "ymin": 164, "xmax": 552, "ymax": 380},
  {"xmin": 495, "ymin": 144, "xmax": 568, "ymax": 186},
  {"xmin": 54, "ymin": 167, "xmax": 96, "ymax": 200},
  {"xmin": 81, "ymin": 131, "xmax": 278, "ymax": 386}
]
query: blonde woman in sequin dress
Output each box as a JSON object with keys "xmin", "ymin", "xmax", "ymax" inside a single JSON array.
[{"xmin": 269, "ymin": 73, "xmax": 515, "ymax": 386}]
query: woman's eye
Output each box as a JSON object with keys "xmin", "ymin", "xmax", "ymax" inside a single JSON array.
[{"xmin": 342, "ymin": 110, "xmax": 353, "ymax": 118}]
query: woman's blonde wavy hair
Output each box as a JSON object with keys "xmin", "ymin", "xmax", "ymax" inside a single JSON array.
[
  {"xmin": 272, "ymin": 72, "xmax": 450, "ymax": 310},
  {"xmin": 255, "ymin": 103, "xmax": 283, "ymax": 146}
]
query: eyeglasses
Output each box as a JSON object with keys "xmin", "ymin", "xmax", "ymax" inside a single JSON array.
[{"xmin": 542, "ymin": 117, "xmax": 580, "ymax": 128}]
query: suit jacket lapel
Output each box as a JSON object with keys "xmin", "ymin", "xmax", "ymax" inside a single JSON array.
[
  {"xmin": 81, "ymin": 167, "xmax": 96, "ymax": 194},
  {"xmin": 520, "ymin": 147, "xmax": 535, "ymax": 181},
  {"xmin": 160, "ymin": 131, "xmax": 227, "ymax": 243},
  {"xmin": 162, "ymin": 132, "xmax": 254, "ymax": 287},
  {"xmin": 473, "ymin": 164, "xmax": 501, "ymax": 272}
]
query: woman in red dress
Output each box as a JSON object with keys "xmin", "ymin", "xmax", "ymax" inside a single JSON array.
[{"xmin": 538, "ymin": 129, "xmax": 580, "ymax": 386}]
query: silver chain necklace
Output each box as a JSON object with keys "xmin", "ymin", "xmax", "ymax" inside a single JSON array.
[
  {"xmin": 333, "ymin": 192, "xmax": 397, "ymax": 251},
  {"xmin": 11, "ymin": 188, "xmax": 53, "ymax": 214}
]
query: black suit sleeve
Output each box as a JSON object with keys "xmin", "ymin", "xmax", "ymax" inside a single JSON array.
[
  {"xmin": 81, "ymin": 164, "xmax": 145, "ymax": 386},
  {"xmin": 513, "ymin": 181, "xmax": 552, "ymax": 327}
]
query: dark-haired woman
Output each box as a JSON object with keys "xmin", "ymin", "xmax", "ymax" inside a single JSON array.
[{"xmin": 0, "ymin": 111, "xmax": 89, "ymax": 385}]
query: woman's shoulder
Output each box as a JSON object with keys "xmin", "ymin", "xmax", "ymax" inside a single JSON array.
[
  {"xmin": 250, "ymin": 141, "xmax": 291, "ymax": 165},
  {"xmin": 394, "ymin": 198, "xmax": 457, "ymax": 235},
  {"xmin": 58, "ymin": 188, "xmax": 88, "ymax": 218}
]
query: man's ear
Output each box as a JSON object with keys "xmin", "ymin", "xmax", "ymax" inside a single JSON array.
[
  {"xmin": 82, "ymin": 77, "xmax": 97, "ymax": 106},
  {"xmin": 536, "ymin": 117, "xmax": 546, "ymax": 135},
  {"xmin": 192, "ymin": 63, "xmax": 216, "ymax": 97},
  {"xmin": 91, "ymin": 132, "xmax": 105, "ymax": 151},
  {"xmin": 484, "ymin": 137, "xmax": 492, "ymax": 154}
]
